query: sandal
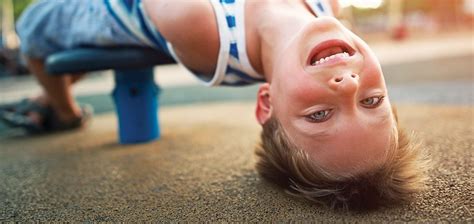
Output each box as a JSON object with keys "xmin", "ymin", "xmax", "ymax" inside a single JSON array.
[
  {"xmin": 0, "ymin": 98, "xmax": 47, "ymax": 114},
  {"xmin": 0, "ymin": 99, "xmax": 52, "ymax": 133},
  {"xmin": 44, "ymin": 104, "xmax": 93, "ymax": 132},
  {"xmin": 0, "ymin": 104, "xmax": 93, "ymax": 134}
]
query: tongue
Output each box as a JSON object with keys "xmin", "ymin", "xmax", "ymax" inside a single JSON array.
[{"xmin": 315, "ymin": 46, "xmax": 344, "ymax": 61}]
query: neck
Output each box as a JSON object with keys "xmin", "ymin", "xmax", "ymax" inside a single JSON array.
[{"xmin": 247, "ymin": 0, "xmax": 316, "ymax": 81}]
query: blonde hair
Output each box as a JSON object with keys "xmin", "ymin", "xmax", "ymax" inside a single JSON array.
[{"xmin": 255, "ymin": 108, "xmax": 430, "ymax": 210}]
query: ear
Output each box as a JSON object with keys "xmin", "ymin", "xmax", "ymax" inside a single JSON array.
[{"xmin": 255, "ymin": 83, "xmax": 272, "ymax": 125}]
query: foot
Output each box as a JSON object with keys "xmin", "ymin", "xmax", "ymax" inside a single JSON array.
[
  {"xmin": 0, "ymin": 97, "xmax": 51, "ymax": 128},
  {"xmin": 46, "ymin": 104, "xmax": 93, "ymax": 132},
  {"xmin": 0, "ymin": 99, "xmax": 93, "ymax": 134}
]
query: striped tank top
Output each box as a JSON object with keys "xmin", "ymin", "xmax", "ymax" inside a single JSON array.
[{"xmin": 104, "ymin": 0, "xmax": 334, "ymax": 86}]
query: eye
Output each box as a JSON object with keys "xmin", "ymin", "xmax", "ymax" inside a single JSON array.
[
  {"xmin": 360, "ymin": 96, "xmax": 385, "ymax": 108},
  {"xmin": 306, "ymin": 109, "xmax": 333, "ymax": 123}
]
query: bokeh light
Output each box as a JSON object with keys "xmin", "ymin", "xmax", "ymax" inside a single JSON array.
[{"xmin": 339, "ymin": 0, "xmax": 384, "ymax": 9}]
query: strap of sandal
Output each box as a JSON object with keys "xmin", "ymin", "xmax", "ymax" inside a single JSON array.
[
  {"xmin": 44, "ymin": 104, "xmax": 93, "ymax": 132},
  {"xmin": 0, "ymin": 98, "xmax": 51, "ymax": 117},
  {"xmin": 0, "ymin": 110, "xmax": 45, "ymax": 133}
]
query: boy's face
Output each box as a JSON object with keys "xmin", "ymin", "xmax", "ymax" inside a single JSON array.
[{"xmin": 257, "ymin": 17, "xmax": 395, "ymax": 175}]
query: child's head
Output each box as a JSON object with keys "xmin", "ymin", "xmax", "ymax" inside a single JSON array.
[{"xmin": 254, "ymin": 17, "xmax": 429, "ymax": 209}]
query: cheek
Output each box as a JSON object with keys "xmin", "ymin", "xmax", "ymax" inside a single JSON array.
[
  {"xmin": 364, "ymin": 55, "xmax": 382, "ymax": 75},
  {"xmin": 290, "ymin": 81, "xmax": 328, "ymax": 106},
  {"xmin": 272, "ymin": 62, "xmax": 319, "ymax": 106},
  {"xmin": 360, "ymin": 56, "xmax": 385, "ymax": 87},
  {"xmin": 274, "ymin": 72, "xmax": 330, "ymax": 113},
  {"xmin": 355, "ymin": 39, "xmax": 385, "ymax": 84},
  {"xmin": 271, "ymin": 72, "xmax": 329, "ymax": 126}
]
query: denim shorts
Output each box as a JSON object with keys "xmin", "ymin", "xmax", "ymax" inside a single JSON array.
[{"xmin": 16, "ymin": 0, "xmax": 146, "ymax": 58}]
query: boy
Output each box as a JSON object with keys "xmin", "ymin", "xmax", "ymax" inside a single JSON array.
[{"xmin": 7, "ymin": 0, "xmax": 429, "ymax": 209}]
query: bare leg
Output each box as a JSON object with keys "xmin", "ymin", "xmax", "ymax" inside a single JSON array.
[
  {"xmin": 70, "ymin": 73, "xmax": 84, "ymax": 83},
  {"xmin": 33, "ymin": 72, "xmax": 84, "ymax": 105},
  {"xmin": 26, "ymin": 57, "xmax": 82, "ymax": 123}
]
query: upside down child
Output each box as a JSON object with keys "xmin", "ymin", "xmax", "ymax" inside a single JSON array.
[{"xmin": 6, "ymin": 0, "xmax": 429, "ymax": 209}]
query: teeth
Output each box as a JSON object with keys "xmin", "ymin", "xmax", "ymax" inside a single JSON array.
[{"xmin": 312, "ymin": 52, "xmax": 350, "ymax": 66}]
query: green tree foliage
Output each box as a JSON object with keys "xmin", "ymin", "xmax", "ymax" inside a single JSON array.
[
  {"xmin": 1, "ymin": 0, "xmax": 35, "ymax": 20},
  {"xmin": 14, "ymin": 0, "xmax": 35, "ymax": 20}
]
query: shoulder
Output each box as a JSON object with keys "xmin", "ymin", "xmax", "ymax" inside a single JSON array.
[
  {"xmin": 143, "ymin": 0, "xmax": 219, "ymax": 74},
  {"xmin": 143, "ymin": 0, "xmax": 216, "ymax": 39}
]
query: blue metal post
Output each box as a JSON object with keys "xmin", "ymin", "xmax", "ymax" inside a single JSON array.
[{"xmin": 112, "ymin": 67, "xmax": 160, "ymax": 144}]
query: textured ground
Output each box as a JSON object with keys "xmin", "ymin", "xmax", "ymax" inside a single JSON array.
[{"xmin": 0, "ymin": 102, "xmax": 472, "ymax": 222}]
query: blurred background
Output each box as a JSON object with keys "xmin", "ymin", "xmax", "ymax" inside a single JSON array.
[
  {"xmin": 1, "ymin": 0, "xmax": 473, "ymax": 76},
  {"xmin": 339, "ymin": 0, "xmax": 473, "ymax": 40},
  {"xmin": 0, "ymin": 0, "xmax": 472, "ymax": 123}
]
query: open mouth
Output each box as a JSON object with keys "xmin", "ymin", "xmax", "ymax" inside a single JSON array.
[{"xmin": 308, "ymin": 39, "xmax": 356, "ymax": 66}]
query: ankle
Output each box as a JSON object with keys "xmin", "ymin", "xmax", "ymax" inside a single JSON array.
[
  {"xmin": 55, "ymin": 106, "xmax": 82, "ymax": 123},
  {"xmin": 32, "ymin": 93, "xmax": 50, "ymax": 106}
]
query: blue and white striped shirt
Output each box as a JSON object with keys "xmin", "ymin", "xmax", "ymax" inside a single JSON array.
[{"xmin": 104, "ymin": 0, "xmax": 334, "ymax": 86}]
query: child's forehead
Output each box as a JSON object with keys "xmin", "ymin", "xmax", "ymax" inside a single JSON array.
[{"xmin": 304, "ymin": 128, "xmax": 394, "ymax": 175}]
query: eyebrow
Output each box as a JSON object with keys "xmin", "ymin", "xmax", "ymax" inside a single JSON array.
[
  {"xmin": 372, "ymin": 106, "xmax": 393, "ymax": 125},
  {"xmin": 305, "ymin": 128, "xmax": 333, "ymax": 139},
  {"xmin": 302, "ymin": 111, "xmax": 391, "ymax": 139},
  {"xmin": 292, "ymin": 118, "xmax": 332, "ymax": 139}
]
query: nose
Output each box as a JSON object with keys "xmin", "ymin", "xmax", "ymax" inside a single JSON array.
[{"xmin": 328, "ymin": 73, "xmax": 359, "ymax": 95}]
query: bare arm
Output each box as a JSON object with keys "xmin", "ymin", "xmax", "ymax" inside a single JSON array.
[{"xmin": 142, "ymin": 0, "xmax": 219, "ymax": 74}]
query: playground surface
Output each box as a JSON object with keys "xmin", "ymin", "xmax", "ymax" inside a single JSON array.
[{"xmin": 0, "ymin": 103, "xmax": 472, "ymax": 222}]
